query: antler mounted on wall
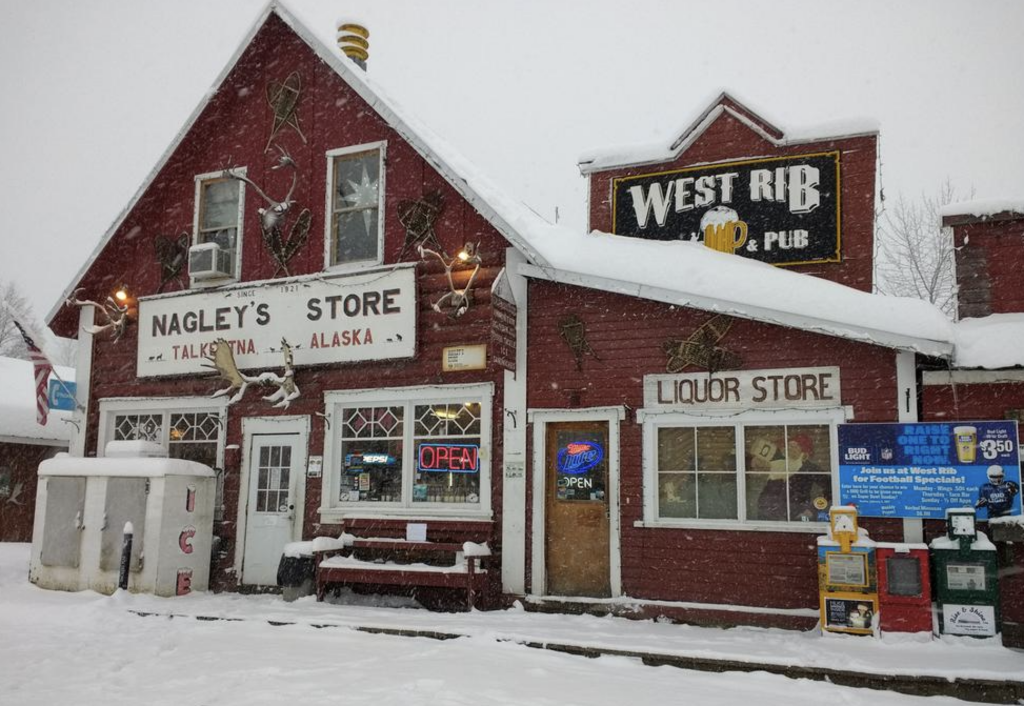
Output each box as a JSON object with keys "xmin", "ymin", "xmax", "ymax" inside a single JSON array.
[
  {"xmin": 224, "ymin": 147, "xmax": 312, "ymax": 277},
  {"xmin": 418, "ymin": 242, "xmax": 482, "ymax": 318},
  {"xmin": 202, "ymin": 337, "xmax": 300, "ymax": 409},
  {"xmin": 66, "ymin": 288, "xmax": 130, "ymax": 342}
]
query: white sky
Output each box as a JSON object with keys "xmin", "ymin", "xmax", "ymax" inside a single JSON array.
[{"xmin": 1, "ymin": 0, "xmax": 1023, "ymax": 324}]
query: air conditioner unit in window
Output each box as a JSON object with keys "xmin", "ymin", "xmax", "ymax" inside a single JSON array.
[{"xmin": 189, "ymin": 243, "xmax": 233, "ymax": 280}]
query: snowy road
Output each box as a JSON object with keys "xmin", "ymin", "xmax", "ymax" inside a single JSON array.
[{"xmin": 0, "ymin": 544, "xmax": 1011, "ymax": 705}]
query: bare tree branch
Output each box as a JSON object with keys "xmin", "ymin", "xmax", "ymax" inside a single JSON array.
[
  {"xmin": 0, "ymin": 281, "xmax": 37, "ymax": 359},
  {"xmin": 875, "ymin": 179, "xmax": 972, "ymax": 317}
]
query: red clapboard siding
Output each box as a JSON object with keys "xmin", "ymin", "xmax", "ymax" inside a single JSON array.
[
  {"xmin": 58, "ymin": 14, "xmax": 513, "ymax": 590},
  {"xmin": 527, "ymin": 280, "xmax": 903, "ymax": 608}
]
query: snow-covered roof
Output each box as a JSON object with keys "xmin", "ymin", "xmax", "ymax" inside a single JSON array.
[
  {"xmin": 39, "ymin": 454, "xmax": 214, "ymax": 478},
  {"xmin": 519, "ymin": 229, "xmax": 955, "ymax": 357},
  {"xmin": 952, "ymin": 314, "xmax": 1024, "ymax": 369},
  {"xmin": 577, "ymin": 91, "xmax": 879, "ymax": 175},
  {"xmin": 41, "ymin": 2, "xmax": 954, "ymax": 359},
  {"xmin": 0, "ymin": 357, "xmax": 74, "ymax": 445},
  {"xmin": 46, "ymin": 0, "xmax": 554, "ymax": 326},
  {"xmin": 939, "ymin": 198, "xmax": 1024, "ymax": 223}
]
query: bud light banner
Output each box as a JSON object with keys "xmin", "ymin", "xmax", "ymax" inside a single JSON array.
[
  {"xmin": 838, "ymin": 422, "xmax": 1021, "ymax": 519},
  {"xmin": 611, "ymin": 152, "xmax": 840, "ymax": 266}
]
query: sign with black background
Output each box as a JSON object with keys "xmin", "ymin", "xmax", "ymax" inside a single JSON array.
[{"xmin": 611, "ymin": 152, "xmax": 841, "ymax": 266}]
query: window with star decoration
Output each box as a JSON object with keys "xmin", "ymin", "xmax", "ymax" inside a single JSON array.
[{"xmin": 326, "ymin": 142, "xmax": 385, "ymax": 268}]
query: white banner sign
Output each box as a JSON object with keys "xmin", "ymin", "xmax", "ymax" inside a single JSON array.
[
  {"xmin": 643, "ymin": 366, "xmax": 841, "ymax": 411},
  {"xmin": 138, "ymin": 267, "xmax": 416, "ymax": 377}
]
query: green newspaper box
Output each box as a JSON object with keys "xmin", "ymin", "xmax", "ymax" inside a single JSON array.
[{"xmin": 930, "ymin": 508, "xmax": 999, "ymax": 637}]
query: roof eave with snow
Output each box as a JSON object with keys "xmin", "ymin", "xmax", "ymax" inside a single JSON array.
[
  {"xmin": 577, "ymin": 92, "xmax": 879, "ymax": 175},
  {"xmin": 47, "ymin": 0, "xmax": 551, "ymax": 326},
  {"xmin": 518, "ymin": 261, "xmax": 953, "ymax": 359}
]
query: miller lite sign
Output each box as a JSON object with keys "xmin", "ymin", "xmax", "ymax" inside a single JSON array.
[{"xmin": 557, "ymin": 441, "xmax": 605, "ymax": 475}]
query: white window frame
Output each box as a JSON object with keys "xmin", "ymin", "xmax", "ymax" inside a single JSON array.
[
  {"xmin": 192, "ymin": 168, "xmax": 246, "ymax": 287},
  {"xmin": 323, "ymin": 141, "xmax": 386, "ymax": 273},
  {"xmin": 97, "ymin": 396, "xmax": 228, "ymax": 461},
  {"xmin": 638, "ymin": 406, "xmax": 848, "ymax": 532},
  {"xmin": 320, "ymin": 382, "xmax": 493, "ymax": 523}
]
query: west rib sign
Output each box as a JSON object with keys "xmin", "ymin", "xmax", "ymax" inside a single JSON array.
[{"xmin": 611, "ymin": 152, "xmax": 841, "ymax": 266}]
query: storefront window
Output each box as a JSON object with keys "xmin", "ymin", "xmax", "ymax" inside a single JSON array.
[
  {"xmin": 657, "ymin": 427, "xmax": 737, "ymax": 519},
  {"xmin": 101, "ymin": 400, "xmax": 226, "ymax": 519},
  {"xmin": 325, "ymin": 384, "xmax": 492, "ymax": 516},
  {"xmin": 338, "ymin": 406, "xmax": 404, "ymax": 503},
  {"xmin": 648, "ymin": 416, "xmax": 835, "ymax": 526}
]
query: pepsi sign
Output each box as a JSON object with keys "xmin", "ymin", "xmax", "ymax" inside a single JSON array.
[{"xmin": 557, "ymin": 441, "xmax": 605, "ymax": 475}]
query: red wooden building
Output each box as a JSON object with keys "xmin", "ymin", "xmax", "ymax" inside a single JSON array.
[
  {"xmin": 0, "ymin": 357, "xmax": 73, "ymax": 542},
  {"xmin": 922, "ymin": 203, "xmax": 1024, "ymax": 645},
  {"xmin": 41, "ymin": 2, "xmax": 1022, "ymax": 641}
]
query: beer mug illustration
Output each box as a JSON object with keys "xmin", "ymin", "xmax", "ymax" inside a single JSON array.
[
  {"xmin": 953, "ymin": 425, "xmax": 978, "ymax": 464},
  {"xmin": 700, "ymin": 206, "xmax": 748, "ymax": 254}
]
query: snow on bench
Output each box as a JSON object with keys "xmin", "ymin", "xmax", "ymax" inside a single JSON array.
[{"xmin": 314, "ymin": 537, "xmax": 491, "ymax": 610}]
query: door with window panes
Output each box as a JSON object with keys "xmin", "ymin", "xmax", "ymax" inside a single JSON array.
[{"xmin": 242, "ymin": 433, "xmax": 304, "ymax": 586}]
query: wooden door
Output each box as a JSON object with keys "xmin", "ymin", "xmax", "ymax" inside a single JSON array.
[{"xmin": 545, "ymin": 421, "xmax": 611, "ymax": 597}]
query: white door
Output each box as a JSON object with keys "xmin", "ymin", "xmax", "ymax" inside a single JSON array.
[{"xmin": 242, "ymin": 433, "xmax": 303, "ymax": 586}]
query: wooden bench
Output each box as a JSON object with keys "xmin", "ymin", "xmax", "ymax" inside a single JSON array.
[{"xmin": 315, "ymin": 537, "xmax": 491, "ymax": 610}]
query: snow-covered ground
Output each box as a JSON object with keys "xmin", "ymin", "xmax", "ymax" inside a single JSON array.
[{"xmin": 0, "ymin": 543, "xmax": 1018, "ymax": 705}]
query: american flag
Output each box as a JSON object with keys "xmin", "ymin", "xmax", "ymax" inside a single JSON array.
[{"xmin": 13, "ymin": 320, "xmax": 53, "ymax": 425}]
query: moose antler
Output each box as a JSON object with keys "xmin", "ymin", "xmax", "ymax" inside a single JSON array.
[
  {"xmin": 66, "ymin": 289, "xmax": 130, "ymax": 342},
  {"xmin": 202, "ymin": 337, "xmax": 300, "ymax": 409},
  {"xmin": 418, "ymin": 242, "xmax": 482, "ymax": 318}
]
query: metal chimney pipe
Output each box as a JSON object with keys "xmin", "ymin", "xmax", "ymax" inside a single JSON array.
[{"xmin": 337, "ymin": 23, "xmax": 369, "ymax": 70}]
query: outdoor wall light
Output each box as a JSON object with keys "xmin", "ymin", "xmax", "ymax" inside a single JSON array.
[{"xmin": 418, "ymin": 241, "xmax": 482, "ymax": 318}]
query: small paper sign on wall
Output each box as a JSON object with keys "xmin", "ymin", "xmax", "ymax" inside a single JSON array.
[
  {"xmin": 443, "ymin": 344, "xmax": 487, "ymax": 371},
  {"xmin": 306, "ymin": 456, "xmax": 323, "ymax": 478}
]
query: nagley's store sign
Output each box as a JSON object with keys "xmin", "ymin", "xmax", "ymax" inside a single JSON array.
[
  {"xmin": 137, "ymin": 267, "xmax": 416, "ymax": 377},
  {"xmin": 612, "ymin": 152, "xmax": 841, "ymax": 266},
  {"xmin": 644, "ymin": 366, "xmax": 841, "ymax": 412}
]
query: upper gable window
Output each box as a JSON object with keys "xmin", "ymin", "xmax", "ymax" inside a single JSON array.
[
  {"xmin": 192, "ymin": 170, "xmax": 244, "ymax": 284},
  {"xmin": 325, "ymin": 142, "xmax": 385, "ymax": 269}
]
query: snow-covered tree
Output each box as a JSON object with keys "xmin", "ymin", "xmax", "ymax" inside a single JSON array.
[
  {"xmin": 874, "ymin": 180, "xmax": 972, "ymax": 317},
  {"xmin": 0, "ymin": 281, "xmax": 36, "ymax": 359}
]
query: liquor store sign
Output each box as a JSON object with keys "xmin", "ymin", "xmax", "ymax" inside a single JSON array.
[
  {"xmin": 137, "ymin": 268, "xmax": 416, "ymax": 376},
  {"xmin": 612, "ymin": 152, "xmax": 841, "ymax": 266},
  {"xmin": 644, "ymin": 367, "xmax": 841, "ymax": 412}
]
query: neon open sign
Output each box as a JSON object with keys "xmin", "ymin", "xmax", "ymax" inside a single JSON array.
[
  {"xmin": 417, "ymin": 443, "xmax": 480, "ymax": 473},
  {"xmin": 557, "ymin": 441, "xmax": 604, "ymax": 475}
]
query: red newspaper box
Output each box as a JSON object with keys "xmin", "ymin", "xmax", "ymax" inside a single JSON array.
[{"xmin": 876, "ymin": 543, "xmax": 932, "ymax": 634}]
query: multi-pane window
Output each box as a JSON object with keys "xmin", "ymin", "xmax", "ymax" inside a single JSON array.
[
  {"xmin": 113, "ymin": 411, "xmax": 220, "ymax": 469},
  {"xmin": 194, "ymin": 172, "xmax": 243, "ymax": 280},
  {"xmin": 413, "ymin": 403, "xmax": 482, "ymax": 504},
  {"xmin": 255, "ymin": 445, "xmax": 292, "ymax": 513},
  {"xmin": 338, "ymin": 406, "xmax": 404, "ymax": 503},
  {"xmin": 107, "ymin": 407, "xmax": 224, "ymax": 518},
  {"xmin": 325, "ymin": 384, "xmax": 491, "ymax": 515},
  {"xmin": 327, "ymin": 145, "xmax": 383, "ymax": 267},
  {"xmin": 651, "ymin": 419, "xmax": 834, "ymax": 525}
]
